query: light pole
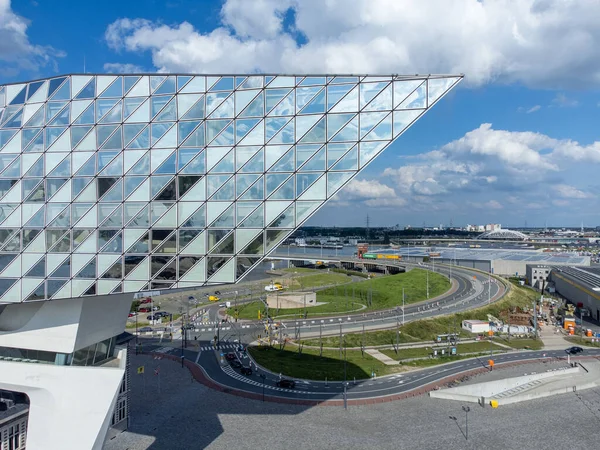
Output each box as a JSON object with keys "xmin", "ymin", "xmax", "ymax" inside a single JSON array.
[
  {"xmin": 402, "ymin": 287, "xmax": 405, "ymax": 326},
  {"xmin": 426, "ymin": 269, "xmax": 430, "ymax": 299},
  {"xmin": 462, "ymin": 406, "xmax": 470, "ymax": 440},
  {"xmin": 343, "ymin": 334, "xmax": 348, "ymax": 410}
]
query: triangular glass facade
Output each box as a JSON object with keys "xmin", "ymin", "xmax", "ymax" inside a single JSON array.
[{"xmin": 0, "ymin": 74, "xmax": 462, "ymax": 302}]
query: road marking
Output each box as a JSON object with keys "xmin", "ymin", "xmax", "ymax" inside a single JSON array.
[{"xmin": 195, "ymin": 352, "xmax": 201, "ymax": 364}]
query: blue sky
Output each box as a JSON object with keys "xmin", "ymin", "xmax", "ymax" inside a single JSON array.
[{"xmin": 3, "ymin": 0, "xmax": 600, "ymax": 228}]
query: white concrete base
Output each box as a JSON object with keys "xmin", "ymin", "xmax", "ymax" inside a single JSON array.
[
  {"xmin": 0, "ymin": 347, "xmax": 127, "ymax": 450},
  {"xmin": 430, "ymin": 367, "xmax": 580, "ymax": 403}
]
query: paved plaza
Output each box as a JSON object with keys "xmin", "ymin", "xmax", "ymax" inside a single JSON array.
[{"xmin": 104, "ymin": 353, "xmax": 600, "ymax": 450}]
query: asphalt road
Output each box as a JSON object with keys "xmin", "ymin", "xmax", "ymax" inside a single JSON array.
[
  {"xmin": 136, "ymin": 263, "xmax": 522, "ymax": 401},
  {"xmin": 143, "ymin": 340, "xmax": 600, "ymax": 401},
  {"xmin": 183, "ymin": 263, "xmax": 503, "ymax": 343}
]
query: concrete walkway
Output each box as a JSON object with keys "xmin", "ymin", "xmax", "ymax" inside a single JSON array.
[
  {"xmin": 540, "ymin": 328, "xmax": 573, "ymax": 350},
  {"xmin": 363, "ymin": 349, "xmax": 398, "ymax": 365}
]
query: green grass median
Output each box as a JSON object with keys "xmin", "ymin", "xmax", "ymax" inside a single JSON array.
[
  {"xmin": 229, "ymin": 269, "xmax": 451, "ymax": 320},
  {"xmin": 248, "ymin": 345, "xmax": 401, "ymax": 380},
  {"xmin": 380, "ymin": 342, "xmax": 506, "ymax": 361}
]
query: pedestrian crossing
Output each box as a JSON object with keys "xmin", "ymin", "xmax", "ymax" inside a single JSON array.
[
  {"xmin": 198, "ymin": 344, "xmax": 239, "ymax": 351},
  {"xmin": 221, "ymin": 365, "xmax": 310, "ymax": 393}
]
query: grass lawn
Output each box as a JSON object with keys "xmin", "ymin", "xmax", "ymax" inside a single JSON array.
[
  {"xmin": 399, "ymin": 354, "xmax": 492, "ymax": 368},
  {"xmin": 248, "ymin": 345, "xmax": 401, "ymax": 380},
  {"xmin": 494, "ymin": 337, "xmax": 544, "ymax": 350},
  {"xmin": 303, "ymin": 329, "xmax": 420, "ymax": 348},
  {"xmin": 302, "ymin": 283, "xmax": 537, "ymax": 346},
  {"xmin": 230, "ymin": 269, "xmax": 451, "ymax": 320},
  {"xmin": 380, "ymin": 342, "xmax": 505, "ymax": 361}
]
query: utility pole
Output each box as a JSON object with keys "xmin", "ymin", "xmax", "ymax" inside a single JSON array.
[{"xmin": 426, "ymin": 269, "xmax": 430, "ymax": 299}]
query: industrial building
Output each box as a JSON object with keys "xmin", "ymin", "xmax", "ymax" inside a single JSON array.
[
  {"xmin": 549, "ymin": 266, "xmax": 600, "ymax": 322},
  {"xmin": 526, "ymin": 265, "xmax": 553, "ymax": 290},
  {"xmin": 389, "ymin": 247, "xmax": 590, "ymax": 276}
]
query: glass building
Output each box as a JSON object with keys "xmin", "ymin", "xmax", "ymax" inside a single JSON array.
[{"xmin": 0, "ymin": 74, "xmax": 462, "ymax": 302}]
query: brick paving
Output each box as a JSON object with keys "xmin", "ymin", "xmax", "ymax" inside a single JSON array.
[{"xmin": 105, "ymin": 352, "xmax": 600, "ymax": 450}]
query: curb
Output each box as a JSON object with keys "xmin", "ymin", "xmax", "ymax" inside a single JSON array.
[{"xmin": 139, "ymin": 351, "xmax": 591, "ymax": 407}]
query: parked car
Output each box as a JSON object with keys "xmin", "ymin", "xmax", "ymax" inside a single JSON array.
[
  {"xmin": 138, "ymin": 307, "xmax": 150, "ymax": 313},
  {"xmin": 225, "ymin": 353, "xmax": 236, "ymax": 361},
  {"xmin": 128, "ymin": 312, "xmax": 137, "ymax": 317},
  {"xmin": 140, "ymin": 298, "xmax": 152, "ymax": 304},
  {"xmin": 230, "ymin": 360, "xmax": 242, "ymax": 368},
  {"xmin": 139, "ymin": 326, "xmax": 153, "ymax": 332},
  {"xmin": 155, "ymin": 311, "xmax": 169, "ymax": 318},
  {"xmin": 215, "ymin": 290, "xmax": 221, "ymax": 295},
  {"xmin": 566, "ymin": 346, "xmax": 584, "ymax": 355},
  {"xmin": 152, "ymin": 305, "xmax": 160, "ymax": 311},
  {"xmin": 241, "ymin": 366, "xmax": 252, "ymax": 376},
  {"xmin": 276, "ymin": 379, "xmax": 296, "ymax": 389},
  {"xmin": 147, "ymin": 314, "xmax": 159, "ymax": 321}
]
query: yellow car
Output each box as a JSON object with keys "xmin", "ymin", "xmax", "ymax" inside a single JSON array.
[{"xmin": 208, "ymin": 295, "xmax": 220, "ymax": 302}]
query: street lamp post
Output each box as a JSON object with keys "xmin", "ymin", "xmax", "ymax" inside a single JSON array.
[
  {"xmin": 462, "ymin": 406, "xmax": 470, "ymax": 440},
  {"xmin": 426, "ymin": 269, "xmax": 430, "ymax": 299},
  {"xmin": 343, "ymin": 335, "xmax": 348, "ymax": 410},
  {"xmin": 402, "ymin": 287, "xmax": 405, "ymax": 326}
]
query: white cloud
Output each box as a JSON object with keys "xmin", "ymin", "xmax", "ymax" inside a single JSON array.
[
  {"xmin": 330, "ymin": 178, "xmax": 406, "ymax": 208},
  {"xmin": 103, "ymin": 63, "xmax": 146, "ymax": 74},
  {"xmin": 553, "ymin": 184, "xmax": 592, "ymax": 199},
  {"xmin": 0, "ymin": 0, "xmax": 64, "ymax": 76},
  {"xmin": 526, "ymin": 105, "xmax": 541, "ymax": 113},
  {"xmin": 374, "ymin": 124, "xmax": 600, "ymax": 218},
  {"xmin": 551, "ymin": 93, "xmax": 579, "ymax": 107},
  {"xmin": 221, "ymin": 0, "xmax": 293, "ymax": 39},
  {"xmin": 104, "ymin": 0, "xmax": 600, "ymax": 88}
]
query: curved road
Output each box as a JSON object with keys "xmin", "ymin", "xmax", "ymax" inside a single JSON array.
[{"xmin": 138, "ymin": 263, "xmax": 530, "ymax": 403}]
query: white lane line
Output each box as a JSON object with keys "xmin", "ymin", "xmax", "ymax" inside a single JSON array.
[{"xmin": 195, "ymin": 352, "xmax": 201, "ymax": 364}]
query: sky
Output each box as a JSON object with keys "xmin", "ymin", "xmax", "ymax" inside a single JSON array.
[{"xmin": 2, "ymin": 0, "xmax": 600, "ymax": 228}]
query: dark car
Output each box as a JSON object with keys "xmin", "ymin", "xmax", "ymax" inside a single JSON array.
[
  {"xmin": 139, "ymin": 326, "xmax": 153, "ymax": 333},
  {"xmin": 566, "ymin": 346, "xmax": 584, "ymax": 354},
  {"xmin": 241, "ymin": 366, "xmax": 252, "ymax": 376},
  {"xmin": 215, "ymin": 290, "xmax": 221, "ymax": 295},
  {"xmin": 230, "ymin": 360, "xmax": 242, "ymax": 368},
  {"xmin": 147, "ymin": 314, "xmax": 160, "ymax": 321},
  {"xmin": 225, "ymin": 352, "xmax": 236, "ymax": 361},
  {"xmin": 276, "ymin": 379, "xmax": 296, "ymax": 389},
  {"xmin": 155, "ymin": 311, "xmax": 169, "ymax": 318}
]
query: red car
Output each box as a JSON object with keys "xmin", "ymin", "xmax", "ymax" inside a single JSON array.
[
  {"xmin": 138, "ymin": 307, "xmax": 150, "ymax": 313},
  {"xmin": 140, "ymin": 298, "xmax": 152, "ymax": 304}
]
